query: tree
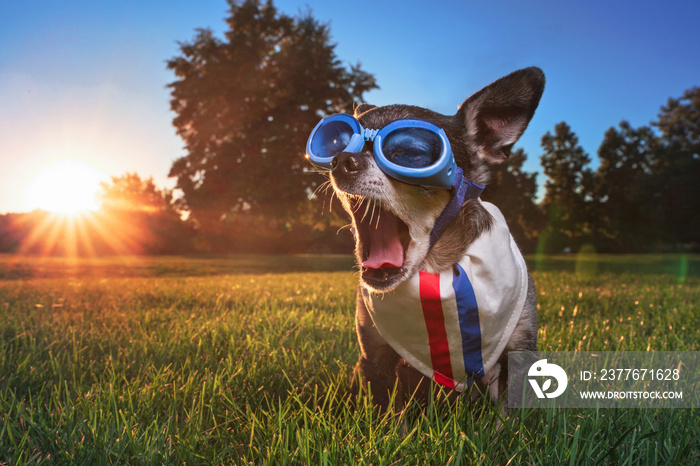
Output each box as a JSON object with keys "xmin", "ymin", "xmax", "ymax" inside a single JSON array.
[
  {"xmin": 595, "ymin": 121, "xmax": 661, "ymax": 252},
  {"xmin": 98, "ymin": 173, "xmax": 193, "ymax": 254},
  {"xmin": 167, "ymin": 0, "xmax": 377, "ymax": 245},
  {"xmin": 481, "ymin": 148, "xmax": 543, "ymax": 252},
  {"xmin": 539, "ymin": 122, "xmax": 593, "ymax": 253},
  {"xmin": 653, "ymin": 87, "xmax": 700, "ymax": 249},
  {"xmin": 99, "ymin": 173, "xmax": 175, "ymax": 213}
]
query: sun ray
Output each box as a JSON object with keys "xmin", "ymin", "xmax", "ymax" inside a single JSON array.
[
  {"xmin": 73, "ymin": 213, "xmax": 97, "ymax": 257},
  {"xmin": 17, "ymin": 212, "xmax": 61, "ymax": 255}
]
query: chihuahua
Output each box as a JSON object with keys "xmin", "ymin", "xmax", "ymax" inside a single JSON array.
[{"xmin": 306, "ymin": 67, "xmax": 544, "ymax": 411}]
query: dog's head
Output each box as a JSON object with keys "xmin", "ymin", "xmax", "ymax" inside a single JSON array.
[{"xmin": 322, "ymin": 67, "xmax": 544, "ymax": 292}]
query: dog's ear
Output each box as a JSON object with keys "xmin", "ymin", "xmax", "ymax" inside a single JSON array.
[
  {"xmin": 354, "ymin": 103, "xmax": 377, "ymax": 117},
  {"xmin": 457, "ymin": 67, "xmax": 545, "ymax": 164}
]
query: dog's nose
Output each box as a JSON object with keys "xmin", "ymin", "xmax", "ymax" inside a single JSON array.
[{"xmin": 332, "ymin": 152, "xmax": 364, "ymax": 176}]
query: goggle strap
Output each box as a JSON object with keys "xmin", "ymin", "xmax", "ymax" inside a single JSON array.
[
  {"xmin": 363, "ymin": 128, "xmax": 379, "ymax": 141},
  {"xmin": 428, "ymin": 167, "xmax": 485, "ymax": 251}
]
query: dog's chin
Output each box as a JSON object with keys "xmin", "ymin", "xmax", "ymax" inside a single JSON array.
[
  {"xmin": 348, "ymin": 197, "xmax": 414, "ymax": 292},
  {"xmin": 362, "ymin": 261, "xmax": 416, "ymax": 291}
]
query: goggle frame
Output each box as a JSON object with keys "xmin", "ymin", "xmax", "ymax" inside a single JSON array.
[{"xmin": 306, "ymin": 113, "xmax": 457, "ymax": 188}]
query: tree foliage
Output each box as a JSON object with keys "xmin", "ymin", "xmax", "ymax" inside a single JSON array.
[
  {"xmin": 162, "ymin": 1, "xmax": 700, "ymax": 255},
  {"xmin": 167, "ymin": 0, "xmax": 377, "ymax": 243},
  {"xmin": 653, "ymin": 87, "xmax": 700, "ymax": 247},
  {"xmin": 99, "ymin": 173, "xmax": 176, "ymax": 213},
  {"xmin": 534, "ymin": 86, "xmax": 700, "ymax": 254},
  {"xmin": 594, "ymin": 122, "xmax": 661, "ymax": 252},
  {"xmin": 538, "ymin": 122, "xmax": 593, "ymax": 252}
]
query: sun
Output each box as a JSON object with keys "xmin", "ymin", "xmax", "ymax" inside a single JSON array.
[{"xmin": 24, "ymin": 159, "xmax": 104, "ymax": 214}]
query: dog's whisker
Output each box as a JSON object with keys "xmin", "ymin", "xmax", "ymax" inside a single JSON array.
[
  {"xmin": 313, "ymin": 180, "xmax": 329, "ymax": 196},
  {"xmin": 312, "ymin": 181, "xmax": 337, "ymax": 216},
  {"xmin": 369, "ymin": 199, "xmax": 378, "ymax": 228},
  {"xmin": 375, "ymin": 203, "xmax": 382, "ymax": 229},
  {"xmin": 336, "ymin": 223, "xmax": 352, "ymax": 235},
  {"xmin": 352, "ymin": 196, "xmax": 367, "ymax": 214},
  {"xmin": 329, "ymin": 190, "xmax": 337, "ymax": 213},
  {"xmin": 360, "ymin": 198, "xmax": 372, "ymax": 223},
  {"xmin": 324, "ymin": 188, "xmax": 336, "ymax": 214}
]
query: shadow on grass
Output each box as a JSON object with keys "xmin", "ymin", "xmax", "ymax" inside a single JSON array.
[
  {"xmin": 0, "ymin": 254, "xmax": 357, "ymax": 280},
  {"xmin": 3, "ymin": 253, "xmax": 699, "ymax": 281}
]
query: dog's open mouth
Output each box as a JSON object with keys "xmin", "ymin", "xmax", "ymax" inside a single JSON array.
[{"xmin": 350, "ymin": 198, "xmax": 411, "ymax": 288}]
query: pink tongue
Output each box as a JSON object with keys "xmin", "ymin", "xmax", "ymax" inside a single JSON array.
[{"xmin": 362, "ymin": 209, "xmax": 405, "ymax": 270}]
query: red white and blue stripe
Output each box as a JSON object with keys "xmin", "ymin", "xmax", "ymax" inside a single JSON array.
[{"xmin": 361, "ymin": 201, "xmax": 528, "ymax": 391}]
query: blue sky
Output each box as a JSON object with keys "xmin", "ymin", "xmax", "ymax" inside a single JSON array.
[{"xmin": 1, "ymin": 0, "xmax": 698, "ymax": 213}]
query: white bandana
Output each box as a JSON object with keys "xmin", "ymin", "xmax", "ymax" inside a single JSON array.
[{"xmin": 361, "ymin": 201, "xmax": 528, "ymax": 391}]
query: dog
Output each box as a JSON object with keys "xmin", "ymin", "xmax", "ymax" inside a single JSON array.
[{"xmin": 306, "ymin": 67, "xmax": 544, "ymax": 411}]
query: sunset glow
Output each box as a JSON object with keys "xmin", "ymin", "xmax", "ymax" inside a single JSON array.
[{"xmin": 23, "ymin": 159, "xmax": 104, "ymax": 214}]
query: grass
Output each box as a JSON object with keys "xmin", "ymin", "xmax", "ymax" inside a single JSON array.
[{"xmin": 0, "ymin": 254, "xmax": 698, "ymax": 464}]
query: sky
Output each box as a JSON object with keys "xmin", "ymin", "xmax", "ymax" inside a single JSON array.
[{"xmin": 1, "ymin": 0, "xmax": 698, "ymax": 214}]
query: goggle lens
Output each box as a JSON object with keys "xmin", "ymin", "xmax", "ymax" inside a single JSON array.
[
  {"xmin": 310, "ymin": 120, "xmax": 354, "ymax": 159},
  {"xmin": 381, "ymin": 127, "xmax": 443, "ymax": 169}
]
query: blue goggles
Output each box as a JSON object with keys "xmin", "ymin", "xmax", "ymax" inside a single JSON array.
[{"xmin": 306, "ymin": 113, "xmax": 456, "ymax": 188}]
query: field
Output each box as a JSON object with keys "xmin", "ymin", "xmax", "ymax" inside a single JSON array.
[{"xmin": 0, "ymin": 254, "xmax": 698, "ymax": 464}]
